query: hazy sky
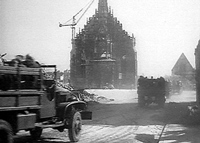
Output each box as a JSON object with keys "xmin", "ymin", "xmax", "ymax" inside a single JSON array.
[{"xmin": 1, "ymin": 0, "xmax": 200, "ymax": 77}]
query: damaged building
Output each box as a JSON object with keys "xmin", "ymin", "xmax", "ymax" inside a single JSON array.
[{"xmin": 70, "ymin": 0, "xmax": 137, "ymax": 89}]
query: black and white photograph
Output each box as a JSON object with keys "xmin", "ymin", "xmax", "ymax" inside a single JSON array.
[{"xmin": 0, "ymin": 0, "xmax": 200, "ymax": 142}]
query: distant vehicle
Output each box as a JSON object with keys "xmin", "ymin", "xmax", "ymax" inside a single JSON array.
[
  {"xmin": 171, "ymin": 80, "xmax": 182, "ymax": 94},
  {"xmin": 103, "ymin": 83, "xmax": 115, "ymax": 89},
  {"xmin": 137, "ymin": 76, "xmax": 166, "ymax": 107},
  {"xmin": 0, "ymin": 64, "xmax": 92, "ymax": 143}
]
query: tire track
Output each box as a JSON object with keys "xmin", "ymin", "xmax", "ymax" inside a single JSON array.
[{"xmin": 80, "ymin": 125, "xmax": 139, "ymax": 143}]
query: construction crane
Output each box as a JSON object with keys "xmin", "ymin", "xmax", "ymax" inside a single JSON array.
[{"xmin": 59, "ymin": 0, "xmax": 95, "ymax": 40}]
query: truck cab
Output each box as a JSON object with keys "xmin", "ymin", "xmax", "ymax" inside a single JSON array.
[{"xmin": 0, "ymin": 64, "xmax": 92, "ymax": 143}]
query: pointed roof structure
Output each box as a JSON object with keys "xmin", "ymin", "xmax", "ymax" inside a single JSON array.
[
  {"xmin": 172, "ymin": 53, "xmax": 194, "ymax": 76},
  {"xmin": 98, "ymin": 0, "xmax": 108, "ymax": 15}
]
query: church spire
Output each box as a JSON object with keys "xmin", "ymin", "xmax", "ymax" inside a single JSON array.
[{"xmin": 98, "ymin": 0, "xmax": 108, "ymax": 16}]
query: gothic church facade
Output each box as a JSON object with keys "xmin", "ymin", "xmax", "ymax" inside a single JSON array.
[{"xmin": 70, "ymin": 0, "xmax": 137, "ymax": 89}]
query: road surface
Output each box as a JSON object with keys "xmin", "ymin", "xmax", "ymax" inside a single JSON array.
[{"xmin": 14, "ymin": 89, "xmax": 196, "ymax": 143}]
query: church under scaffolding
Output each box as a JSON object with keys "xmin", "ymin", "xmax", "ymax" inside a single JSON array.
[{"xmin": 70, "ymin": 0, "xmax": 137, "ymax": 89}]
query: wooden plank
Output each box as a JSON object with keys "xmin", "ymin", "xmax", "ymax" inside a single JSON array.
[
  {"xmin": 0, "ymin": 95, "xmax": 40, "ymax": 107},
  {"xmin": 0, "ymin": 65, "xmax": 17, "ymax": 70},
  {"xmin": 0, "ymin": 66, "xmax": 41, "ymax": 75},
  {"xmin": 20, "ymin": 67, "xmax": 41, "ymax": 72},
  {"xmin": 0, "ymin": 90, "xmax": 44, "ymax": 96},
  {"xmin": 0, "ymin": 97, "xmax": 15, "ymax": 107},
  {"xmin": 0, "ymin": 105, "xmax": 41, "ymax": 111},
  {"xmin": 19, "ymin": 71, "xmax": 40, "ymax": 75},
  {"xmin": 20, "ymin": 69, "xmax": 41, "ymax": 75},
  {"xmin": 19, "ymin": 96, "xmax": 39, "ymax": 106},
  {"xmin": 19, "ymin": 67, "xmax": 41, "ymax": 75},
  {"xmin": 0, "ymin": 70, "xmax": 17, "ymax": 74},
  {"xmin": 0, "ymin": 66, "xmax": 17, "ymax": 74}
]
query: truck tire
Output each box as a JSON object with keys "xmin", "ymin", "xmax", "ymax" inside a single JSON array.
[
  {"xmin": 0, "ymin": 120, "xmax": 13, "ymax": 143},
  {"xmin": 30, "ymin": 127, "xmax": 43, "ymax": 140},
  {"xmin": 68, "ymin": 111, "xmax": 82, "ymax": 142}
]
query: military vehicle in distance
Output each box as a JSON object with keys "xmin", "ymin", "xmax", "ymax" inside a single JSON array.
[
  {"xmin": 137, "ymin": 76, "xmax": 166, "ymax": 107},
  {"xmin": 171, "ymin": 80, "xmax": 182, "ymax": 95},
  {"xmin": 0, "ymin": 64, "xmax": 92, "ymax": 143}
]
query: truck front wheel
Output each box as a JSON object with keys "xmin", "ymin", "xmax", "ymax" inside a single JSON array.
[
  {"xmin": 0, "ymin": 120, "xmax": 13, "ymax": 143},
  {"xmin": 68, "ymin": 111, "xmax": 82, "ymax": 142}
]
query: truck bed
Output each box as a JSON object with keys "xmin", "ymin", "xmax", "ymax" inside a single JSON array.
[
  {"xmin": 0, "ymin": 65, "xmax": 41, "ymax": 75},
  {"xmin": 0, "ymin": 65, "xmax": 43, "ymax": 110},
  {"xmin": 0, "ymin": 90, "xmax": 44, "ymax": 110},
  {"xmin": 0, "ymin": 65, "xmax": 42, "ymax": 90}
]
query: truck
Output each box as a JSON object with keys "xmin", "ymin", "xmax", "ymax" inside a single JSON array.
[
  {"xmin": 0, "ymin": 64, "xmax": 92, "ymax": 143},
  {"xmin": 137, "ymin": 76, "xmax": 166, "ymax": 107}
]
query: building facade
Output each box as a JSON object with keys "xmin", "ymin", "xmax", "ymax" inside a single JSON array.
[
  {"xmin": 70, "ymin": 0, "xmax": 137, "ymax": 89},
  {"xmin": 172, "ymin": 53, "xmax": 195, "ymax": 80},
  {"xmin": 195, "ymin": 40, "xmax": 200, "ymax": 104},
  {"xmin": 171, "ymin": 53, "xmax": 195, "ymax": 90}
]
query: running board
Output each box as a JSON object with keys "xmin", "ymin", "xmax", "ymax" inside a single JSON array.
[{"xmin": 35, "ymin": 122, "xmax": 64, "ymax": 129}]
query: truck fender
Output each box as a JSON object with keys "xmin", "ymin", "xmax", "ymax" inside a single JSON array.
[{"xmin": 63, "ymin": 101, "xmax": 86, "ymax": 118}]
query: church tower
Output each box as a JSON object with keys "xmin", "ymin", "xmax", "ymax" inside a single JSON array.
[{"xmin": 98, "ymin": 0, "xmax": 108, "ymax": 15}]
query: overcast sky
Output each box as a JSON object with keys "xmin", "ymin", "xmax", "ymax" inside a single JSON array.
[{"xmin": 1, "ymin": 0, "xmax": 200, "ymax": 77}]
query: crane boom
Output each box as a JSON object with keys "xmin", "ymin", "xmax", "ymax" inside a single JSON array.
[{"xmin": 59, "ymin": 0, "xmax": 95, "ymax": 39}]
